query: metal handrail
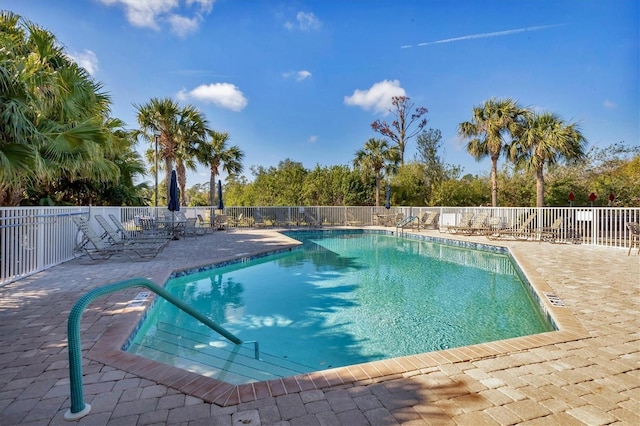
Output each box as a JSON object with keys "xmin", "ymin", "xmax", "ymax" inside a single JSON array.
[{"xmin": 64, "ymin": 277, "xmax": 255, "ymax": 421}]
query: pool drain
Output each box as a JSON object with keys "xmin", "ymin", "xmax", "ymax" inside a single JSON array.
[{"xmin": 543, "ymin": 292, "xmax": 565, "ymax": 307}]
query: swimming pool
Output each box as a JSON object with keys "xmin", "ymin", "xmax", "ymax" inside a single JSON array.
[{"xmin": 126, "ymin": 231, "xmax": 554, "ymax": 384}]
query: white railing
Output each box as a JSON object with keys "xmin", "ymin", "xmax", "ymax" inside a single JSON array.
[
  {"xmin": 0, "ymin": 207, "xmax": 89, "ymax": 285},
  {"xmin": 1, "ymin": 205, "xmax": 639, "ymax": 286}
]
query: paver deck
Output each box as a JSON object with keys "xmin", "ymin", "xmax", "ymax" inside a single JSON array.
[{"xmin": 0, "ymin": 227, "xmax": 638, "ymax": 425}]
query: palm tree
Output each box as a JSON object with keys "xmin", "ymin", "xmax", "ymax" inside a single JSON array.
[
  {"xmin": 0, "ymin": 13, "xmax": 38, "ymax": 202},
  {"xmin": 44, "ymin": 120, "xmax": 147, "ymax": 205},
  {"xmin": 135, "ymin": 98, "xmax": 180, "ymax": 203},
  {"xmin": 458, "ymin": 98, "xmax": 529, "ymax": 207},
  {"xmin": 174, "ymin": 106, "xmax": 208, "ymax": 205},
  {"xmin": 512, "ymin": 112, "xmax": 587, "ymax": 207},
  {"xmin": 0, "ymin": 11, "xmax": 118, "ymax": 205},
  {"xmin": 195, "ymin": 130, "xmax": 244, "ymax": 206},
  {"xmin": 135, "ymin": 98, "xmax": 208, "ymax": 204},
  {"xmin": 353, "ymin": 138, "xmax": 400, "ymax": 206}
]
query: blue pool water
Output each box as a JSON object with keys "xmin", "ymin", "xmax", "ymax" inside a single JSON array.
[{"xmin": 127, "ymin": 231, "xmax": 554, "ymax": 383}]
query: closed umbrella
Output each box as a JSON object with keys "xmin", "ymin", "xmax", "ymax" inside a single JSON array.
[
  {"xmin": 168, "ymin": 170, "xmax": 180, "ymax": 239},
  {"xmin": 385, "ymin": 183, "xmax": 391, "ymax": 210},
  {"xmin": 217, "ymin": 180, "xmax": 224, "ymax": 210}
]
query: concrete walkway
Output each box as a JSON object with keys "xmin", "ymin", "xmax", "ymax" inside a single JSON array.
[{"xmin": 0, "ymin": 228, "xmax": 638, "ymax": 425}]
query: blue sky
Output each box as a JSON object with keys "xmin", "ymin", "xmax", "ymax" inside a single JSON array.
[{"xmin": 3, "ymin": 0, "xmax": 639, "ymax": 187}]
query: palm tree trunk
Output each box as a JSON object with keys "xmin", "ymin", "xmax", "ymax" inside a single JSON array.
[
  {"xmin": 164, "ymin": 159, "xmax": 173, "ymax": 206},
  {"xmin": 209, "ymin": 169, "xmax": 216, "ymax": 228},
  {"xmin": 209, "ymin": 168, "xmax": 216, "ymax": 207},
  {"xmin": 0, "ymin": 185, "xmax": 23, "ymax": 206},
  {"xmin": 490, "ymin": 156, "xmax": 499, "ymax": 207},
  {"xmin": 536, "ymin": 167, "xmax": 545, "ymax": 207},
  {"xmin": 375, "ymin": 171, "xmax": 381, "ymax": 206},
  {"xmin": 176, "ymin": 160, "xmax": 187, "ymax": 206}
]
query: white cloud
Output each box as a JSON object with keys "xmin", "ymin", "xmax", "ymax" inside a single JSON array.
[
  {"xmin": 99, "ymin": 0, "xmax": 214, "ymax": 35},
  {"xmin": 167, "ymin": 14, "xmax": 200, "ymax": 37},
  {"xmin": 67, "ymin": 49, "xmax": 99, "ymax": 75},
  {"xmin": 187, "ymin": 0, "xmax": 214, "ymax": 13},
  {"xmin": 285, "ymin": 11, "xmax": 321, "ymax": 31},
  {"xmin": 283, "ymin": 70, "xmax": 312, "ymax": 81},
  {"xmin": 308, "ymin": 135, "xmax": 318, "ymax": 143},
  {"xmin": 177, "ymin": 83, "xmax": 248, "ymax": 111},
  {"xmin": 603, "ymin": 99, "xmax": 618, "ymax": 109},
  {"xmin": 344, "ymin": 80, "xmax": 406, "ymax": 114}
]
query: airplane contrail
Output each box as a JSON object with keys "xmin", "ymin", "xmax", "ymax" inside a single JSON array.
[{"xmin": 401, "ymin": 24, "xmax": 563, "ymax": 49}]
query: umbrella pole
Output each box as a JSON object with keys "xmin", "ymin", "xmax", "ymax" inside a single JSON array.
[{"xmin": 171, "ymin": 214, "xmax": 178, "ymax": 240}]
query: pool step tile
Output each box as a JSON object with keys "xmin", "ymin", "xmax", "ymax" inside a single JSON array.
[{"xmin": 127, "ymin": 323, "xmax": 313, "ymax": 384}]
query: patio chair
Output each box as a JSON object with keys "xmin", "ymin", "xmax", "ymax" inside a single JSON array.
[
  {"xmin": 214, "ymin": 214, "xmax": 229, "ymax": 230},
  {"xmin": 444, "ymin": 211, "xmax": 474, "ymax": 233},
  {"xmin": 396, "ymin": 215, "xmax": 418, "ymax": 233},
  {"xmin": 196, "ymin": 214, "xmax": 214, "ymax": 233},
  {"xmin": 540, "ymin": 216, "xmax": 582, "ymax": 244},
  {"xmin": 418, "ymin": 211, "xmax": 439, "ymax": 230},
  {"xmin": 626, "ymin": 222, "xmax": 640, "ymax": 255},
  {"xmin": 72, "ymin": 216, "xmax": 167, "ymax": 260},
  {"xmin": 109, "ymin": 214, "xmax": 139, "ymax": 238},
  {"xmin": 96, "ymin": 215, "xmax": 168, "ymax": 245},
  {"xmin": 274, "ymin": 210, "xmax": 293, "ymax": 227},
  {"xmin": 134, "ymin": 216, "xmax": 157, "ymax": 234},
  {"xmin": 344, "ymin": 209, "xmax": 362, "ymax": 226},
  {"xmin": 539, "ymin": 217, "xmax": 564, "ymax": 243},
  {"xmin": 228, "ymin": 213, "xmax": 245, "ymax": 228},
  {"xmin": 486, "ymin": 212, "xmax": 537, "ymax": 241},
  {"xmin": 448, "ymin": 212, "xmax": 489, "ymax": 235},
  {"xmin": 253, "ymin": 210, "xmax": 269, "ymax": 227},
  {"xmin": 303, "ymin": 211, "xmax": 321, "ymax": 227},
  {"xmin": 183, "ymin": 217, "xmax": 206, "ymax": 237},
  {"xmin": 109, "ymin": 214, "xmax": 169, "ymax": 241}
]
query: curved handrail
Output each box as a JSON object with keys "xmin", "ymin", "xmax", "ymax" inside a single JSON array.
[{"xmin": 65, "ymin": 277, "xmax": 245, "ymax": 421}]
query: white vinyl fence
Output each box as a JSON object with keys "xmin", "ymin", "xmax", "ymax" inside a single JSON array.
[{"xmin": 1, "ymin": 205, "xmax": 639, "ymax": 286}]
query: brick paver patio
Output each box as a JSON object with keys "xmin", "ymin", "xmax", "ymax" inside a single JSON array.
[{"xmin": 0, "ymin": 227, "xmax": 638, "ymax": 425}]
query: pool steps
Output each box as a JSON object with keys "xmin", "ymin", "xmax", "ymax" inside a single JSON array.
[{"xmin": 129, "ymin": 321, "xmax": 312, "ymax": 384}]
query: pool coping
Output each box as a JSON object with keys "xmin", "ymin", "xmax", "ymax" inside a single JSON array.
[{"xmin": 85, "ymin": 229, "xmax": 589, "ymax": 407}]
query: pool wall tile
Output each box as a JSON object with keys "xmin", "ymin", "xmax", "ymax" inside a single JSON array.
[
  {"xmin": 318, "ymin": 370, "xmax": 343, "ymax": 387},
  {"xmin": 169, "ymin": 246, "xmax": 299, "ymax": 279},
  {"xmin": 220, "ymin": 387, "xmax": 241, "ymax": 406},
  {"xmin": 310, "ymin": 374, "xmax": 330, "ymax": 390},
  {"xmin": 252, "ymin": 381, "xmax": 271, "ymax": 400},
  {"xmin": 201, "ymin": 381, "xmax": 235, "ymax": 403},
  {"xmin": 282, "ymin": 375, "xmax": 303, "ymax": 393},
  {"xmin": 238, "ymin": 383, "xmax": 257, "ymax": 402},
  {"xmin": 295, "ymin": 375, "xmax": 317, "ymax": 391},
  {"xmin": 266, "ymin": 379, "xmax": 286, "ymax": 397}
]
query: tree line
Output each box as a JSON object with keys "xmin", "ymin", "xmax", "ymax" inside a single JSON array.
[
  {"xmin": 183, "ymin": 141, "xmax": 638, "ymax": 208},
  {"xmin": 2, "ymin": 12, "xmax": 638, "ymax": 208}
]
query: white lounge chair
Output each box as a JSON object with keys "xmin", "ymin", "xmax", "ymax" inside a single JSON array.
[
  {"xmin": 486, "ymin": 212, "xmax": 537, "ymax": 241},
  {"xmin": 418, "ymin": 211, "xmax": 439, "ymax": 230},
  {"xmin": 104, "ymin": 214, "xmax": 169, "ymax": 243},
  {"xmin": 73, "ymin": 216, "xmax": 167, "ymax": 260}
]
